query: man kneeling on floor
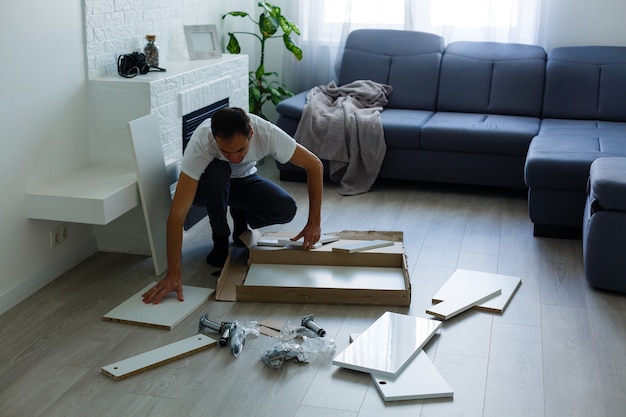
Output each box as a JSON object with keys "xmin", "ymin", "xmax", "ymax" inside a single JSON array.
[{"xmin": 142, "ymin": 107, "xmax": 323, "ymax": 304}]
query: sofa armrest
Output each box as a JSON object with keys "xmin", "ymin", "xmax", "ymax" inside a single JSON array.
[{"xmin": 275, "ymin": 90, "xmax": 309, "ymax": 120}]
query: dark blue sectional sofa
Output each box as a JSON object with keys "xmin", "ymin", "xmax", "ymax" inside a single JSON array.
[{"xmin": 275, "ymin": 29, "xmax": 626, "ymax": 238}]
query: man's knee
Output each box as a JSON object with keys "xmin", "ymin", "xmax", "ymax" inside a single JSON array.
[{"xmin": 280, "ymin": 196, "xmax": 297, "ymax": 223}]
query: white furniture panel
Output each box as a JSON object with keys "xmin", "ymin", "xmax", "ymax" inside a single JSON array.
[
  {"xmin": 102, "ymin": 334, "xmax": 217, "ymax": 380},
  {"xmin": 332, "ymin": 239, "xmax": 394, "ymax": 253},
  {"xmin": 426, "ymin": 286, "xmax": 501, "ymax": 320},
  {"xmin": 433, "ymin": 269, "xmax": 522, "ymax": 313},
  {"xmin": 372, "ymin": 350, "xmax": 453, "ymax": 401},
  {"xmin": 432, "ymin": 269, "xmax": 522, "ymax": 313},
  {"xmin": 332, "ymin": 311, "xmax": 441, "ymax": 377},
  {"xmin": 129, "ymin": 113, "xmax": 172, "ymax": 276},
  {"xmin": 103, "ymin": 282, "xmax": 213, "ymax": 330},
  {"xmin": 244, "ymin": 264, "xmax": 406, "ymax": 291}
]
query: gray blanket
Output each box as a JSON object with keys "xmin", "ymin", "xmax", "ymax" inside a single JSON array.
[{"xmin": 294, "ymin": 80, "xmax": 392, "ymax": 195}]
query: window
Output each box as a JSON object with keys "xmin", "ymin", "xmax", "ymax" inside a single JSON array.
[
  {"xmin": 324, "ymin": 0, "xmax": 405, "ymax": 25},
  {"xmin": 431, "ymin": 0, "xmax": 518, "ymax": 29}
]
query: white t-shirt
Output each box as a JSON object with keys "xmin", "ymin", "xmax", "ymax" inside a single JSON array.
[{"xmin": 181, "ymin": 113, "xmax": 297, "ymax": 180}]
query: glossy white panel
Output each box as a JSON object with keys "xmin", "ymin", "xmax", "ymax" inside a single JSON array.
[
  {"xmin": 332, "ymin": 239, "xmax": 394, "ymax": 253},
  {"xmin": 244, "ymin": 264, "xmax": 406, "ymax": 290},
  {"xmin": 103, "ymin": 283, "xmax": 213, "ymax": 330},
  {"xmin": 332, "ymin": 311, "xmax": 441, "ymax": 377},
  {"xmin": 129, "ymin": 113, "xmax": 172, "ymax": 276},
  {"xmin": 372, "ymin": 350, "xmax": 454, "ymax": 401},
  {"xmin": 432, "ymin": 269, "xmax": 522, "ymax": 313},
  {"xmin": 276, "ymin": 234, "xmax": 340, "ymax": 247},
  {"xmin": 426, "ymin": 286, "xmax": 501, "ymax": 320}
]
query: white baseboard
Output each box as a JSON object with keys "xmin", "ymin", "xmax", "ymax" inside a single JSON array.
[{"xmin": 0, "ymin": 236, "xmax": 98, "ymax": 315}]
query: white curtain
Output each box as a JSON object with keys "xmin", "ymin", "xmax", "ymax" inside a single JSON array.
[{"xmin": 282, "ymin": 0, "xmax": 545, "ymax": 93}]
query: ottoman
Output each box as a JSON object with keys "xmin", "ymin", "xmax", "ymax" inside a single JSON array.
[{"xmin": 583, "ymin": 157, "xmax": 626, "ymax": 293}]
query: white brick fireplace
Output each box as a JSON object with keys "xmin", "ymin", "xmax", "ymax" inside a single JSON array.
[
  {"xmin": 88, "ymin": 56, "xmax": 249, "ymax": 170},
  {"xmin": 88, "ymin": 55, "xmax": 249, "ymax": 254}
]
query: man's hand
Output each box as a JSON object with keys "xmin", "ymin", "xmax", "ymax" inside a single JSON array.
[
  {"xmin": 292, "ymin": 221, "xmax": 321, "ymax": 250},
  {"xmin": 141, "ymin": 272, "xmax": 184, "ymax": 304}
]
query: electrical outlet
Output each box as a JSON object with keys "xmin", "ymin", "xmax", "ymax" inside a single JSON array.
[{"xmin": 50, "ymin": 223, "xmax": 69, "ymax": 248}]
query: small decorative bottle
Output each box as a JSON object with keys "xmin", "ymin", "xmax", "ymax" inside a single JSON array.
[{"xmin": 144, "ymin": 34, "xmax": 159, "ymax": 67}]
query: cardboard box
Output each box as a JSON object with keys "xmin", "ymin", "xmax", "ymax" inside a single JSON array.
[{"xmin": 215, "ymin": 230, "xmax": 411, "ymax": 306}]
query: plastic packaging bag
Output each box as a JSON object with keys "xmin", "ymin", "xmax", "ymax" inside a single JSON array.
[
  {"xmin": 229, "ymin": 320, "xmax": 260, "ymax": 357},
  {"xmin": 261, "ymin": 321, "xmax": 335, "ymax": 368}
]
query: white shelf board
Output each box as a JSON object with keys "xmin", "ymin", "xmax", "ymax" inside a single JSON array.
[
  {"xmin": 244, "ymin": 264, "xmax": 407, "ymax": 290},
  {"xmin": 333, "ymin": 312, "xmax": 441, "ymax": 378},
  {"xmin": 372, "ymin": 350, "xmax": 453, "ymax": 401},
  {"xmin": 102, "ymin": 334, "xmax": 217, "ymax": 380},
  {"xmin": 25, "ymin": 165, "xmax": 138, "ymax": 225},
  {"xmin": 103, "ymin": 282, "xmax": 214, "ymax": 330},
  {"xmin": 432, "ymin": 269, "xmax": 522, "ymax": 314}
]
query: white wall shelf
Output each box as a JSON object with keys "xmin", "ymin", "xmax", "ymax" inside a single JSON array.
[{"xmin": 25, "ymin": 165, "xmax": 138, "ymax": 225}]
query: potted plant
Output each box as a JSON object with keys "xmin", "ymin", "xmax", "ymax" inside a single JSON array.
[{"xmin": 223, "ymin": 1, "xmax": 302, "ymax": 119}]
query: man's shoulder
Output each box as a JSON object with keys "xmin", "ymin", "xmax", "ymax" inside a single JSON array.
[{"xmin": 248, "ymin": 113, "xmax": 270, "ymax": 128}]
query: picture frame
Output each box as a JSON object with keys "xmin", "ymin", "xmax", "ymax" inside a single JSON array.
[{"xmin": 184, "ymin": 24, "xmax": 222, "ymax": 60}]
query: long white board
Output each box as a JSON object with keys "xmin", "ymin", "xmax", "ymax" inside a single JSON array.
[
  {"xmin": 129, "ymin": 113, "xmax": 172, "ymax": 276},
  {"xmin": 102, "ymin": 334, "xmax": 217, "ymax": 380},
  {"xmin": 426, "ymin": 286, "xmax": 501, "ymax": 320}
]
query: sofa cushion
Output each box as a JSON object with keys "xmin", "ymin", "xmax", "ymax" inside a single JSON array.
[
  {"xmin": 380, "ymin": 109, "xmax": 433, "ymax": 150},
  {"xmin": 437, "ymin": 41, "xmax": 546, "ymax": 117},
  {"xmin": 525, "ymin": 135, "xmax": 626, "ymax": 190},
  {"xmin": 543, "ymin": 46, "xmax": 626, "ymax": 121},
  {"xmin": 338, "ymin": 29, "xmax": 444, "ymax": 111},
  {"xmin": 420, "ymin": 112, "xmax": 540, "ymax": 156},
  {"xmin": 539, "ymin": 119, "xmax": 626, "ymax": 137},
  {"xmin": 588, "ymin": 157, "xmax": 626, "ymax": 212}
]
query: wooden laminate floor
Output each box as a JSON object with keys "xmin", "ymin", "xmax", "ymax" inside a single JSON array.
[{"xmin": 2, "ymin": 161, "xmax": 626, "ymax": 417}]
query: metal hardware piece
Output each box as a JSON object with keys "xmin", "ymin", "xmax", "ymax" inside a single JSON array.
[{"xmin": 301, "ymin": 314, "xmax": 326, "ymax": 337}]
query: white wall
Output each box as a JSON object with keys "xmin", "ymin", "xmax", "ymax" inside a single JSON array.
[
  {"xmin": 1, "ymin": 0, "xmax": 626, "ymax": 315},
  {"xmin": 0, "ymin": 0, "xmax": 95, "ymax": 313}
]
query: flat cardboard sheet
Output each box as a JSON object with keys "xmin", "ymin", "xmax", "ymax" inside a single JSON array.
[
  {"xmin": 103, "ymin": 282, "xmax": 213, "ymax": 330},
  {"xmin": 102, "ymin": 334, "xmax": 217, "ymax": 380},
  {"xmin": 432, "ymin": 269, "xmax": 522, "ymax": 313},
  {"xmin": 332, "ymin": 311, "xmax": 441, "ymax": 378}
]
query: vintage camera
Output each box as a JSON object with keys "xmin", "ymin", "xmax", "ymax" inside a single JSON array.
[{"xmin": 117, "ymin": 52, "xmax": 151, "ymax": 78}]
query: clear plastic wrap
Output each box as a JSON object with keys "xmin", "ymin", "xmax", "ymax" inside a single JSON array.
[
  {"xmin": 261, "ymin": 321, "xmax": 336, "ymax": 368},
  {"xmin": 229, "ymin": 320, "xmax": 260, "ymax": 357}
]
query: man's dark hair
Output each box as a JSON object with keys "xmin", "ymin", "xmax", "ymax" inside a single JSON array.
[{"xmin": 210, "ymin": 107, "xmax": 251, "ymax": 140}]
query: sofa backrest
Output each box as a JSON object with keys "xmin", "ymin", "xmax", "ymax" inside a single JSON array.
[
  {"xmin": 338, "ymin": 29, "xmax": 444, "ymax": 110},
  {"xmin": 437, "ymin": 41, "xmax": 546, "ymax": 117},
  {"xmin": 543, "ymin": 46, "xmax": 626, "ymax": 122}
]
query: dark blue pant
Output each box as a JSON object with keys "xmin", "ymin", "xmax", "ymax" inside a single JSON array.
[{"xmin": 193, "ymin": 159, "xmax": 297, "ymax": 237}]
